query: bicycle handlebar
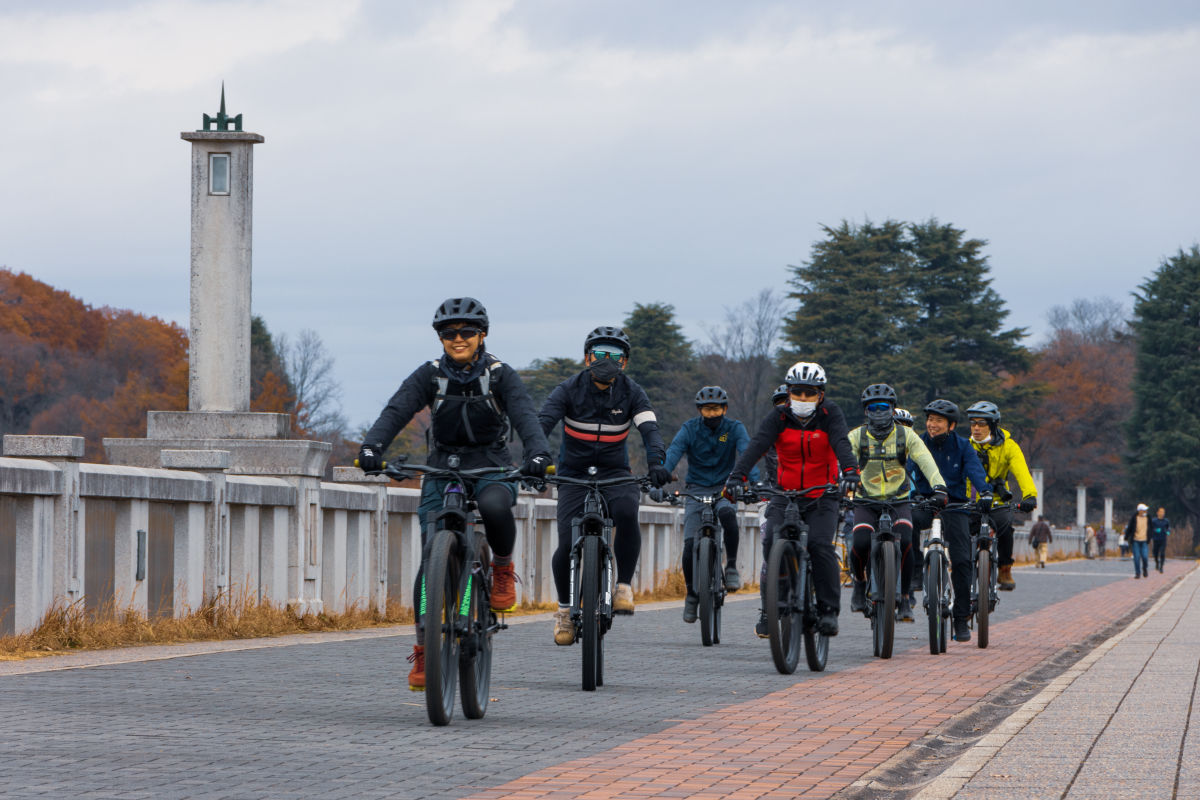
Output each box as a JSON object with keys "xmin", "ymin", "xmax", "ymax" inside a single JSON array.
[
  {"xmin": 752, "ymin": 483, "xmax": 845, "ymax": 505},
  {"xmin": 542, "ymin": 472, "xmax": 654, "ymax": 491}
]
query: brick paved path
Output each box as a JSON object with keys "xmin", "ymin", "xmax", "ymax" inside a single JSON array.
[
  {"xmin": 0, "ymin": 560, "xmax": 1186, "ymax": 799},
  {"xmin": 467, "ymin": 561, "xmax": 1193, "ymax": 800}
]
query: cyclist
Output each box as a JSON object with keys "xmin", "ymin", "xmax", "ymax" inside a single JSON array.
[
  {"xmin": 847, "ymin": 384, "xmax": 947, "ymax": 624},
  {"xmin": 964, "ymin": 400, "xmax": 1037, "ymax": 591},
  {"xmin": 908, "ymin": 399, "xmax": 992, "ymax": 642},
  {"xmin": 894, "ymin": 408, "xmax": 915, "ymax": 428},
  {"xmin": 725, "ymin": 361, "xmax": 859, "ymax": 638},
  {"xmin": 357, "ymin": 297, "xmax": 553, "ymax": 691},
  {"xmin": 663, "ymin": 386, "xmax": 759, "ymax": 623},
  {"xmin": 538, "ymin": 326, "xmax": 672, "ymax": 644}
]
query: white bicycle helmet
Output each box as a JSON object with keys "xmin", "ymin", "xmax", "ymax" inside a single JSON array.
[{"xmin": 785, "ymin": 361, "xmax": 827, "ymax": 387}]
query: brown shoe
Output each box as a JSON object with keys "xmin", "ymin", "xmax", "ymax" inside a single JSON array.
[
  {"xmin": 490, "ymin": 561, "xmax": 517, "ymax": 612},
  {"xmin": 998, "ymin": 565, "xmax": 1015, "ymax": 591},
  {"xmin": 406, "ymin": 645, "xmax": 425, "ymax": 691},
  {"xmin": 613, "ymin": 583, "xmax": 635, "ymax": 615},
  {"xmin": 553, "ymin": 609, "xmax": 575, "ymax": 646}
]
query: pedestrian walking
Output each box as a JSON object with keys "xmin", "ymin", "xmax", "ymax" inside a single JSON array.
[
  {"xmin": 1084, "ymin": 524, "xmax": 1096, "ymax": 559},
  {"xmin": 1095, "ymin": 526, "xmax": 1107, "ymax": 558},
  {"xmin": 1029, "ymin": 518, "xmax": 1053, "ymax": 568},
  {"xmin": 1125, "ymin": 503, "xmax": 1151, "ymax": 579},
  {"xmin": 1150, "ymin": 507, "xmax": 1171, "ymax": 573}
]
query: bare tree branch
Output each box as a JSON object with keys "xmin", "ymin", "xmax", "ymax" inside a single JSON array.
[
  {"xmin": 699, "ymin": 289, "xmax": 787, "ymax": 429},
  {"xmin": 279, "ymin": 329, "xmax": 348, "ymax": 440}
]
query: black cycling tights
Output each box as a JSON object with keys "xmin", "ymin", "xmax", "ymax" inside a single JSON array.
[
  {"xmin": 849, "ymin": 502, "xmax": 915, "ymax": 595},
  {"xmin": 552, "ymin": 482, "xmax": 642, "ymax": 606},
  {"xmin": 681, "ymin": 505, "xmax": 740, "ymax": 592}
]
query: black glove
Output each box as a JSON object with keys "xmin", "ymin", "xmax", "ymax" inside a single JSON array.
[
  {"xmin": 522, "ymin": 454, "xmax": 551, "ymax": 478},
  {"xmin": 357, "ymin": 443, "xmax": 384, "ymax": 473},
  {"xmin": 724, "ymin": 474, "xmax": 745, "ymax": 498},
  {"xmin": 838, "ymin": 467, "xmax": 860, "ymax": 495},
  {"xmin": 649, "ymin": 464, "xmax": 672, "ymax": 488},
  {"xmin": 932, "ymin": 486, "xmax": 949, "ymax": 508},
  {"xmin": 1018, "ymin": 497, "xmax": 1037, "ymax": 513},
  {"xmin": 978, "ymin": 493, "xmax": 993, "ymax": 513},
  {"xmin": 647, "ymin": 487, "xmax": 669, "ymax": 503}
]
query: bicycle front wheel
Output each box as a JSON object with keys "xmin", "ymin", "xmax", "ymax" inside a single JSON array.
[
  {"xmin": 766, "ymin": 539, "xmax": 802, "ymax": 674},
  {"xmin": 697, "ymin": 536, "xmax": 717, "ymax": 647},
  {"xmin": 976, "ymin": 547, "xmax": 990, "ymax": 649},
  {"xmin": 924, "ymin": 550, "xmax": 944, "ymax": 656},
  {"xmin": 873, "ymin": 542, "xmax": 896, "ymax": 659},
  {"xmin": 580, "ymin": 535, "xmax": 601, "ymax": 691},
  {"xmin": 458, "ymin": 556, "xmax": 493, "ymax": 719},
  {"xmin": 423, "ymin": 531, "xmax": 461, "ymax": 726}
]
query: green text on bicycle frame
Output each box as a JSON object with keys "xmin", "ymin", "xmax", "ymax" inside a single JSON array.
[{"xmin": 459, "ymin": 575, "xmax": 473, "ymax": 616}]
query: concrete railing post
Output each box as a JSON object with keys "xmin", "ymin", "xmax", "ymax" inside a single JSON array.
[
  {"xmin": 3, "ymin": 436, "xmax": 85, "ymax": 606},
  {"xmin": 162, "ymin": 450, "xmax": 230, "ymax": 608}
]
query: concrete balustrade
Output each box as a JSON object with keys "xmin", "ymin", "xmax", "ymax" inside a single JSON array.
[{"xmin": 0, "ymin": 438, "xmax": 765, "ymax": 637}]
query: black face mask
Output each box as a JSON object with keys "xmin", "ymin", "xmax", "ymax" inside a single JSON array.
[
  {"xmin": 702, "ymin": 415, "xmax": 723, "ymax": 430},
  {"xmin": 866, "ymin": 408, "xmax": 894, "ymax": 436},
  {"xmin": 931, "ymin": 432, "xmax": 950, "ymax": 447},
  {"xmin": 588, "ymin": 358, "xmax": 622, "ymax": 384}
]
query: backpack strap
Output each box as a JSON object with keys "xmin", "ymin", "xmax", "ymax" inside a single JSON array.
[{"xmin": 857, "ymin": 427, "xmax": 907, "ymax": 468}]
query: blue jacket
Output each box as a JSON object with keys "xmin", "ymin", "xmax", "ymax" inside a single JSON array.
[
  {"xmin": 909, "ymin": 432, "xmax": 990, "ymax": 503},
  {"xmin": 664, "ymin": 416, "xmax": 758, "ymax": 488}
]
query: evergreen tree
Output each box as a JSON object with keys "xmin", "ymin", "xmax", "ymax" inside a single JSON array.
[
  {"xmin": 621, "ymin": 302, "xmax": 701, "ymax": 448},
  {"xmin": 1127, "ymin": 246, "xmax": 1200, "ymax": 545},
  {"xmin": 903, "ymin": 220, "xmax": 1031, "ymax": 426},
  {"xmin": 781, "ymin": 220, "xmax": 912, "ymax": 422}
]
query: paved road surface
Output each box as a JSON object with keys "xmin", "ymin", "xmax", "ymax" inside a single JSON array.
[{"xmin": 0, "ymin": 559, "xmax": 1185, "ymax": 799}]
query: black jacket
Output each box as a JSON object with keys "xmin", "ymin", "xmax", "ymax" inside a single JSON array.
[
  {"xmin": 538, "ymin": 371, "xmax": 665, "ymax": 478},
  {"xmin": 363, "ymin": 351, "xmax": 550, "ymax": 470}
]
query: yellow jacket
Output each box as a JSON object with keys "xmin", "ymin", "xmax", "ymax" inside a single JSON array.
[{"xmin": 968, "ymin": 427, "xmax": 1037, "ymax": 501}]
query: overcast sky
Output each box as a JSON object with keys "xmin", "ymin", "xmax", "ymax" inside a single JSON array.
[{"xmin": 2, "ymin": 0, "xmax": 1197, "ymax": 430}]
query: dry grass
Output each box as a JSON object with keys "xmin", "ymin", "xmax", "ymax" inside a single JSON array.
[{"xmin": 0, "ymin": 571, "xmax": 716, "ymax": 661}]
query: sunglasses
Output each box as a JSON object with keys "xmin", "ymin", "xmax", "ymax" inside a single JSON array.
[
  {"xmin": 438, "ymin": 327, "xmax": 482, "ymax": 341},
  {"xmin": 789, "ymin": 386, "xmax": 819, "ymax": 398},
  {"xmin": 590, "ymin": 347, "xmax": 626, "ymax": 361},
  {"xmin": 865, "ymin": 401, "xmax": 892, "ymax": 413}
]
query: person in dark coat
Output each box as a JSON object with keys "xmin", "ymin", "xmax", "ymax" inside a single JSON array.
[
  {"xmin": 1029, "ymin": 518, "xmax": 1053, "ymax": 568},
  {"xmin": 1150, "ymin": 507, "xmax": 1171, "ymax": 573}
]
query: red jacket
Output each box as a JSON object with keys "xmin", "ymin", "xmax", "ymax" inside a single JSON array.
[{"xmin": 732, "ymin": 399, "xmax": 856, "ymax": 496}]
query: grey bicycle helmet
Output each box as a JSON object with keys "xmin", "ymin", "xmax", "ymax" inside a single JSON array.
[
  {"xmin": 965, "ymin": 400, "xmax": 1001, "ymax": 424},
  {"xmin": 924, "ymin": 399, "xmax": 960, "ymax": 421},
  {"xmin": 583, "ymin": 325, "xmax": 631, "ymax": 355},
  {"xmin": 695, "ymin": 386, "xmax": 729, "ymax": 406},
  {"xmin": 432, "ymin": 297, "xmax": 489, "ymax": 332},
  {"xmin": 771, "ymin": 384, "xmax": 789, "ymax": 404},
  {"xmin": 861, "ymin": 383, "xmax": 897, "ymax": 407},
  {"xmin": 893, "ymin": 408, "xmax": 914, "ymax": 427}
]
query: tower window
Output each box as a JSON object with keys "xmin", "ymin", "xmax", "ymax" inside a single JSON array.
[{"xmin": 209, "ymin": 153, "xmax": 230, "ymax": 195}]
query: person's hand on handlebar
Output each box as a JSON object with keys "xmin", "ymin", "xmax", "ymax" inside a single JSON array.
[
  {"xmin": 932, "ymin": 486, "xmax": 949, "ymax": 508},
  {"xmin": 649, "ymin": 464, "xmax": 673, "ymax": 488},
  {"xmin": 723, "ymin": 473, "xmax": 745, "ymax": 500},
  {"xmin": 1018, "ymin": 497, "xmax": 1037, "ymax": 513},
  {"xmin": 838, "ymin": 467, "xmax": 860, "ymax": 496},
  {"xmin": 522, "ymin": 454, "xmax": 552, "ymax": 479},
  {"xmin": 357, "ymin": 443, "xmax": 384, "ymax": 473},
  {"xmin": 977, "ymin": 493, "xmax": 993, "ymax": 513}
]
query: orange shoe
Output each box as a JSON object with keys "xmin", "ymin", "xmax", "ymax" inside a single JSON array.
[
  {"xmin": 406, "ymin": 645, "xmax": 425, "ymax": 691},
  {"xmin": 491, "ymin": 561, "xmax": 517, "ymax": 612}
]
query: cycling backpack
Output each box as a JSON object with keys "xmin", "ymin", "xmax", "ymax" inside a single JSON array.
[
  {"xmin": 428, "ymin": 357, "xmax": 509, "ymax": 449},
  {"xmin": 857, "ymin": 426, "xmax": 908, "ymax": 469}
]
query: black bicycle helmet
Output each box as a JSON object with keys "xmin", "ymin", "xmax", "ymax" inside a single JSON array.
[
  {"xmin": 771, "ymin": 384, "xmax": 789, "ymax": 404},
  {"xmin": 583, "ymin": 325, "xmax": 631, "ymax": 355},
  {"xmin": 924, "ymin": 399, "xmax": 960, "ymax": 421},
  {"xmin": 861, "ymin": 383, "xmax": 897, "ymax": 407},
  {"xmin": 965, "ymin": 400, "xmax": 1001, "ymax": 424},
  {"xmin": 694, "ymin": 386, "xmax": 728, "ymax": 406},
  {"xmin": 432, "ymin": 297, "xmax": 489, "ymax": 333}
]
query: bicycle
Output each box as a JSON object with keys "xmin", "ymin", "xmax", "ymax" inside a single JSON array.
[
  {"xmin": 376, "ymin": 457, "xmax": 524, "ymax": 726},
  {"xmin": 543, "ymin": 467, "xmax": 652, "ymax": 691},
  {"xmin": 754, "ymin": 483, "xmax": 843, "ymax": 674},
  {"xmin": 851, "ymin": 497, "xmax": 905, "ymax": 660},
  {"xmin": 970, "ymin": 502, "xmax": 1008, "ymax": 649},
  {"xmin": 913, "ymin": 500, "xmax": 974, "ymax": 655},
  {"xmin": 836, "ymin": 526, "xmax": 854, "ymax": 587},
  {"xmin": 661, "ymin": 488, "xmax": 734, "ymax": 646}
]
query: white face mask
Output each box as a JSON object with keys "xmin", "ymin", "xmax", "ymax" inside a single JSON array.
[
  {"xmin": 971, "ymin": 431, "xmax": 990, "ymax": 443},
  {"xmin": 790, "ymin": 399, "xmax": 817, "ymax": 418}
]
